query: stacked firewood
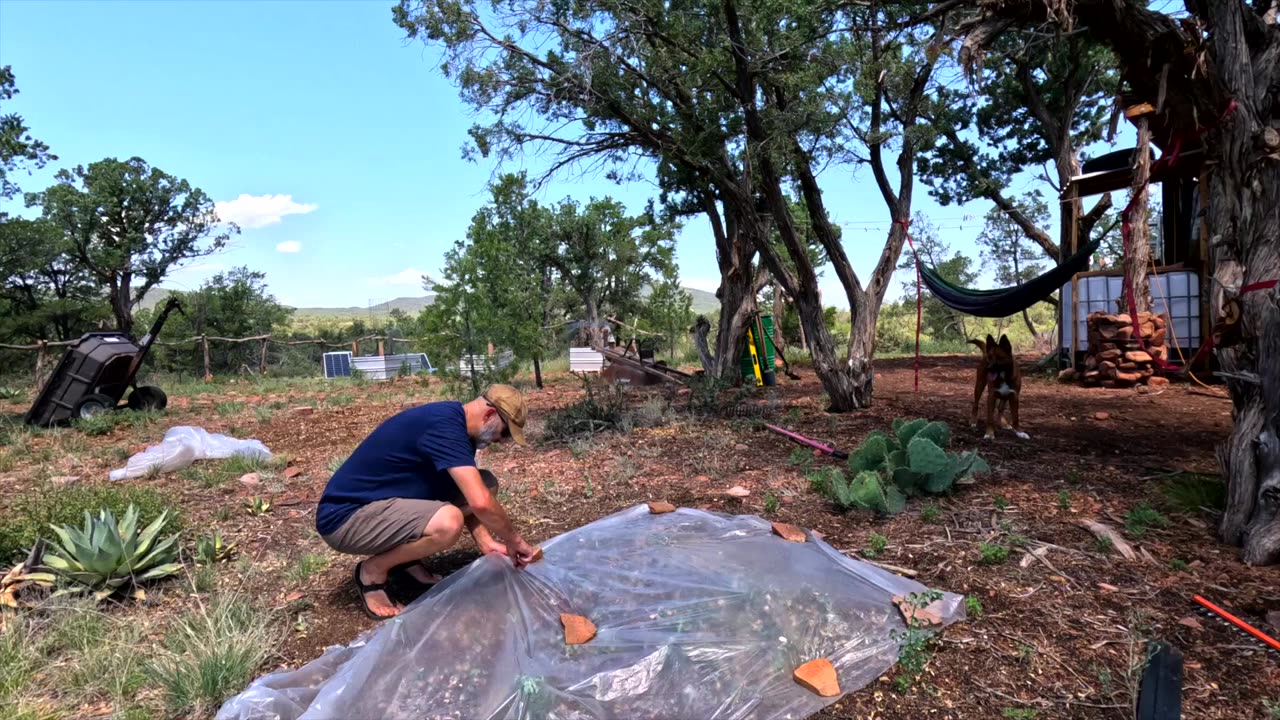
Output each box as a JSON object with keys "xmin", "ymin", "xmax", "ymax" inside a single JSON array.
[{"xmin": 1080, "ymin": 311, "xmax": 1169, "ymax": 387}]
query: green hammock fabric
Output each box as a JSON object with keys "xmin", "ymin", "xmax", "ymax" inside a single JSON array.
[{"xmin": 918, "ymin": 235, "xmax": 1103, "ymax": 318}]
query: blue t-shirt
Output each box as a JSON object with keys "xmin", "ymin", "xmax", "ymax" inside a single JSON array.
[{"xmin": 316, "ymin": 401, "xmax": 477, "ymax": 536}]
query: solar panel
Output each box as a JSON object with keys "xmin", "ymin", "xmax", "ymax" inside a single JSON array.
[{"xmin": 322, "ymin": 351, "xmax": 353, "ymax": 378}]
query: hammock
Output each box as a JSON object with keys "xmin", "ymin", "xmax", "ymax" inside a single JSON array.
[{"xmin": 918, "ymin": 235, "xmax": 1104, "ymax": 318}]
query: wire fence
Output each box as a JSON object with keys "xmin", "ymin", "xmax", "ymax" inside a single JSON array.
[{"xmin": 0, "ymin": 334, "xmax": 438, "ymax": 391}]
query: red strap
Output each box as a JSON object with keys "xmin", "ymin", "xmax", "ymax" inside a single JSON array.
[{"xmin": 897, "ymin": 218, "xmax": 920, "ymax": 392}]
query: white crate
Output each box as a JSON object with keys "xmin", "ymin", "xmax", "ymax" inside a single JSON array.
[
  {"xmin": 1061, "ymin": 270, "xmax": 1201, "ymax": 355},
  {"xmin": 569, "ymin": 347, "xmax": 604, "ymax": 373}
]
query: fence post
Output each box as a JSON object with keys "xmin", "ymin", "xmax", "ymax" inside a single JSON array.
[
  {"xmin": 351, "ymin": 340, "xmax": 358, "ymax": 356},
  {"xmin": 377, "ymin": 337, "xmax": 386, "ymax": 357},
  {"xmin": 202, "ymin": 335, "xmax": 212, "ymax": 381},
  {"xmin": 33, "ymin": 340, "xmax": 48, "ymax": 391},
  {"xmin": 259, "ymin": 338, "xmax": 269, "ymax": 376}
]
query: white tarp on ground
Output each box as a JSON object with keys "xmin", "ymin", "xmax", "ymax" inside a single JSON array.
[
  {"xmin": 108, "ymin": 426, "xmax": 271, "ymax": 481},
  {"xmin": 217, "ymin": 505, "xmax": 964, "ymax": 720}
]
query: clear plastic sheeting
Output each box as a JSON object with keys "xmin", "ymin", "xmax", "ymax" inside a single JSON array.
[
  {"xmin": 217, "ymin": 505, "xmax": 965, "ymax": 720},
  {"xmin": 108, "ymin": 426, "xmax": 272, "ymax": 481}
]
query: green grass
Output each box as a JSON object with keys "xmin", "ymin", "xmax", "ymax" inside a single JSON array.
[
  {"xmin": 193, "ymin": 566, "xmax": 218, "ymax": 593},
  {"xmin": 992, "ymin": 494, "xmax": 1009, "ymax": 511},
  {"xmin": 0, "ymin": 616, "xmax": 39, "ymax": 702},
  {"xmin": 72, "ymin": 409, "xmax": 161, "ymax": 437},
  {"xmin": 1124, "ymin": 503, "xmax": 1169, "ymax": 539},
  {"xmin": 284, "ymin": 553, "xmax": 329, "ymax": 585},
  {"xmin": 964, "ymin": 596, "xmax": 983, "ymax": 618},
  {"xmin": 1163, "ymin": 473, "xmax": 1227, "ymax": 514},
  {"xmin": 763, "ymin": 493, "xmax": 779, "ymax": 514},
  {"xmin": 920, "ymin": 503, "xmax": 940, "ymax": 523},
  {"xmin": 979, "ymin": 542, "xmax": 1010, "ymax": 565},
  {"xmin": 325, "ymin": 393, "xmax": 354, "ymax": 407},
  {"xmin": 178, "ymin": 465, "xmax": 227, "ymax": 489},
  {"xmin": 326, "ymin": 454, "xmax": 349, "ymax": 473},
  {"xmin": 1057, "ymin": 490, "xmax": 1072, "ymax": 511},
  {"xmin": 1168, "ymin": 558, "xmax": 1189, "ymax": 571},
  {"xmin": 1002, "ymin": 710, "xmax": 1039, "ymax": 720},
  {"xmin": 220, "ymin": 454, "xmax": 273, "ymax": 476},
  {"xmin": 862, "ymin": 532, "xmax": 888, "ymax": 559},
  {"xmin": 252, "ymin": 406, "xmax": 275, "ymax": 423},
  {"xmin": 0, "ymin": 483, "xmax": 180, "ymax": 564},
  {"xmin": 148, "ymin": 597, "xmax": 280, "ymax": 717},
  {"xmin": 213, "ymin": 401, "xmax": 245, "ymax": 416}
]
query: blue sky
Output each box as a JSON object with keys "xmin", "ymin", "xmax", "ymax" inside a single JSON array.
[{"xmin": 0, "ymin": 0, "xmax": 1121, "ymax": 310}]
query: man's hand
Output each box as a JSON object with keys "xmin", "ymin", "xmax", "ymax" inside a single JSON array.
[
  {"xmin": 478, "ymin": 535, "xmax": 508, "ymax": 557},
  {"xmin": 507, "ymin": 536, "xmax": 539, "ymax": 569}
]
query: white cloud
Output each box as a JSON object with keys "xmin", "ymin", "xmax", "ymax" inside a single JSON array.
[
  {"xmin": 276, "ymin": 240, "xmax": 303, "ymax": 253},
  {"xmin": 215, "ymin": 194, "xmax": 318, "ymax": 229},
  {"xmin": 367, "ymin": 267, "xmax": 429, "ymax": 287}
]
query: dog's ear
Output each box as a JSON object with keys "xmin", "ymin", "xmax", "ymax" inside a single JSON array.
[
  {"xmin": 986, "ymin": 334, "xmax": 997, "ymax": 348},
  {"xmin": 998, "ymin": 334, "xmax": 1013, "ymax": 352}
]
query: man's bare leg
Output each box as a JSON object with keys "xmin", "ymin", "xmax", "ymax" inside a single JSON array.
[{"xmin": 359, "ymin": 505, "xmax": 465, "ymax": 617}]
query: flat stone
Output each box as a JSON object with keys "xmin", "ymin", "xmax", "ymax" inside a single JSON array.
[
  {"xmin": 291, "ymin": 406, "xmax": 315, "ymax": 416},
  {"xmin": 1177, "ymin": 616, "xmax": 1204, "ymax": 631},
  {"xmin": 1147, "ymin": 376, "xmax": 1170, "ymax": 388},
  {"xmin": 283, "ymin": 466, "xmax": 303, "ymax": 479},
  {"xmin": 239, "ymin": 472, "xmax": 261, "ymax": 486},
  {"xmin": 793, "ymin": 658, "xmax": 840, "ymax": 697},
  {"xmin": 560, "ymin": 613, "xmax": 597, "ymax": 645},
  {"xmin": 1094, "ymin": 412, "xmax": 1111, "ymax": 421},
  {"xmin": 1097, "ymin": 583, "xmax": 1120, "ymax": 593},
  {"xmin": 892, "ymin": 595, "xmax": 944, "ymax": 627},
  {"xmin": 647, "ymin": 501, "xmax": 677, "ymax": 514},
  {"xmin": 770, "ymin": 522, "xmax": 807, "ymax": 543},
  {"xmin": 733, "ymin": 443, "xmax": 749, "ymax": 451},
  {"xmin": 1057, "ymin": 368, "xmax": 1078, "ymax": 383},
  {"xmin": 725, "ymin": 485, "xmax": 750, "ymax": 498},
  {"xmin": 50, "ymin": 475, "xmax": 80, "ymax": 487},
  {"xmin": 1124, "ymin": 351, "xmax": 1153, "ymax": 363}
]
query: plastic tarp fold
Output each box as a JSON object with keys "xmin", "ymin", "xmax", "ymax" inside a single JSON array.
[
  {"xmin": 217, "ymin": 505, "xmax": 964, "ymax": 720},
  {"xmin": 108, "ymin": 426, "xmax": 272, "ymax": 481}
]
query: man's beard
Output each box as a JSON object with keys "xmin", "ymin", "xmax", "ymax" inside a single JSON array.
[{"xmin": 475, "ymin": 422, "xmax": 502, "ymax": 450}]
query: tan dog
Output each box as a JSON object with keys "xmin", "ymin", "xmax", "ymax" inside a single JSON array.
[{"xmin": 969, "ymin": 334, "xmax": 1029, "ymax": 440}]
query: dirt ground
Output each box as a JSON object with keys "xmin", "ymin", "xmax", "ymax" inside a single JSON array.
[{"xmin": 5, "ymin": 355, "xmax": 1279, "ymax": 719}]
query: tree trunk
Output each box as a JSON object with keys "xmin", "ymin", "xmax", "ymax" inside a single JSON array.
[
  {"xmin": 1020, "ymin": 308, "xmax": 1040, "ymax": 340},
  {"xmin": 1125, "ymin": 116, "xmax": 1154, "ymax": 315},
  {"xmin": 772, "ymin": 281, "xmax": 787, "ymax": 354},
  {"xmin": 1203, "ymin": 0, "xmax": 1280, "ymax": 566},
  {"xmin": 584, "ymin": 296, "xmax": 603, "ymax": 350},
  {"xmin": 533, "ymin": 355, "xmax": 543, "ymax": 389}
]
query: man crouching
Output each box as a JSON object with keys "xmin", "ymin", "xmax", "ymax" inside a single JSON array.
[{"xmin": 316, "ymin": 384, "xmax": 539, "ymax": 618}]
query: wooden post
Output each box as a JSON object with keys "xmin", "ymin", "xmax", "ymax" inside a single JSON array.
[
  {"xmin": 1126, "ymin": 115, "xmax": 1154, "ymax": 315},
  {"xmin": 202, "ymin": 335, "xmax": 212, "ymax": 381},
  {"xmin": 350, "ymin": 340, "xmax": 358, "ymax": 356},
  {"xmin": 259, "ymin": 338, "xmax": 269, "ymax": 376},
  {"xmin": 377, "ymin": 338, "xmax": 386, "ymax": 357},
  {"xmin": 33, "ymin": 340, "xmax": 48, "ymax": 390}
]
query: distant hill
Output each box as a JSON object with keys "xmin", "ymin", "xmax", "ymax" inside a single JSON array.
[{"xmin": 143, "ymin": 285, "xmax": 719, "ymax": 319}]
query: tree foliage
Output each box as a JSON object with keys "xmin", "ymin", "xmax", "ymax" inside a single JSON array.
[
  {"xmin": 896, "ymin": 213, "xmax": 977, "ymax": 343},
  {"xmin": 0, "ymin": 65, "xmax": 55, "ymax": 201},
  {"xmin": 34, "ymin": 157, "xmax": 237, "ymax": 334}
]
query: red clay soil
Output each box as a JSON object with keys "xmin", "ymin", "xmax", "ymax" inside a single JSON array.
[{"xmin": 10, "ymin": 355, "xmax": 1278, "ymax": 719}]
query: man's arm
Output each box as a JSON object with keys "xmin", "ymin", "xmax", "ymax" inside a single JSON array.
[
  {"xmin": 464, "ymin": 512, "xmax": 507, "ymax": 556},
  {"xmin": 447, "ymin": 466, "xmax": 530, "ymax": 554}
]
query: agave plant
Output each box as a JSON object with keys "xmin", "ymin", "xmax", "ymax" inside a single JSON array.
[
  {"xmin": 195, "ymin": 531, "xmax": 237, "ymax": 565},
  {"xmin": 43, "ymin": 504, "xmax": 182, "ymax": 601}
]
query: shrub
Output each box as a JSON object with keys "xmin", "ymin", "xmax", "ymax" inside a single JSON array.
[
  {"xmin": 542, "ymin": 378, "xmax": 631, "ymax": 441},
  {"xmin": 979, "ymin": 542, "xmax": 1010, "ymax": 565},
  {"xmin": 1124, "ymin": 503, "xmax": 1169, "ymax": 539},
  {"xmin": 0, "ymin": 484, "xmax": 181, "ymax": 564}
]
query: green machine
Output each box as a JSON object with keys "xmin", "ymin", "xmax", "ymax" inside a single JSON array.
[{"xmin": 740, "ymin": 315, "xmax": 778, "ymax": 386}]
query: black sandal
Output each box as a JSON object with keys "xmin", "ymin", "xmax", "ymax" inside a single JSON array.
[
  {"xmin": 390, "ymin": 562, "xmax": 444, "ymax": 595},
  {"xmin": 352, "ymin": 562, "xmax": 397, "ymax": 620}
]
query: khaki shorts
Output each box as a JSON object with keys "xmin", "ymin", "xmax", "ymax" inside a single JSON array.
[{"xmin": 321, "ymin": 470, "xmax": 498, "ymax": 556}]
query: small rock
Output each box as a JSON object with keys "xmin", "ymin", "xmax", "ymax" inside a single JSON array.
[
  {"xmin": 50, "ymin": 475, "xmax": 80, "ymax": 487},
  {"xmin": 734, "ymin": 443, "xmax": 749, "ymax": 451},
  {"xmin": 1097, "ymin": 582, "xmax": 1119, "ymax": 593},
  {"xmin": 283, "ymin": 467, "xmax": 303, "ymax": 479},
  {"xmin": 291, "ymin": 406, "xmax": 315, "ymax": 416},
  {"xmin": 1147, "ymin": 376, "xmax": 1170, "ymax": 388},
  {"xmin": 1177, "ymin": 616, "xmax": 1204, "ymax": 631},
  {"xmin": 1094, "ymin": 412, "xmax": 1111, "ymax": 421},
  {"xmin": 893, "ymin": 595, "xmax": 944, "ymax": 626},
  {"xmin": 239, "ymin": 472, "xmax": 261, "ymax": 486},
  {"xmin": 1124, "ymin": 350, "xmax": 1153, "ymax": 363},
  {"xmin": 647, "ymin": 501, "xmax": 677, "ymax": 514},
  {"xmin": 529, "ymin": 547, "xmax": 544, "ymax": 563},
  {"xmin": 283, "ymin": 591, "xmax": 304, "ymax": 603},
  {"xmin": 1057, "ymin": 368, "xmax": 1077, "ymax": 383},
  {"xmin": 793, "ymin": 658, "xmax": 840, "ymax": 697},
  {"xmin": 812, "ymin": 449, "xmax": 824, "ymax": 458},
  {"xmin": 694, "ymin": 475, "xmax": 711, "ymax": 483},
  {"xmin": 725, "ymin": 485, "xmax": 750, "ymax": 498},
  {"xmin": 770, "ymin": 522, "xmax": 807, "ymax": 543},
  {"xmin": 780, "ymin": 495, "xmax": 795, "ymax": 505},
  {"xmin": 1048, "ymin": 575, "xmax": 1068, "ymax": 583},
  {"xmin": 560, "ymin": 613, "xmax": 597, "ymax": 645}
]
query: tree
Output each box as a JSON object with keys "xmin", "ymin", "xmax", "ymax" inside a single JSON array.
[
  {"xmin": 0, "ymin": 66, "xmax": 55, "ymax": 201},
  {"xmin": 0, "ymin": 216, "xmax": 106, "ymax": 342},
  {"xmin": 398, "ymin": 0, "xmax": 963, "ymax": 410},
  {"xmin": 897, "ymin": 213, "xmax": 978, "ymax": 343},
  {"xmin": 545, "ymin": 196, "xmax": 679, "ymax": 349},
  {"xmin": 975, "ymin": 194, "xmax": 1050, "ymax": 338},
  {"xmin": 638, "ymin": 280, "xmax": 694, "ymax": 361},
  {"xmin": 141, "ymin": 267, "xmax": 293, "ymax": 375},
  {"xmin": 34, "ymin": 157, "xmax": 236, "ymax": 335},
  {"xmin": 953, "ymin": 0, "xmax": 1280, "ymax": 564},
  {"xmin": 396, "ymin": 0, "xmax": 779, "ymax": 383},
  {"xmin": 917, "ymin": 26, "xmax": 1117, "ymax": 265}
]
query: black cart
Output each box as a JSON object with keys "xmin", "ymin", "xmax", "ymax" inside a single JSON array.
[{"xmin": 25, "ymin": 298, "xmax": 183, "ymax": 426}]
